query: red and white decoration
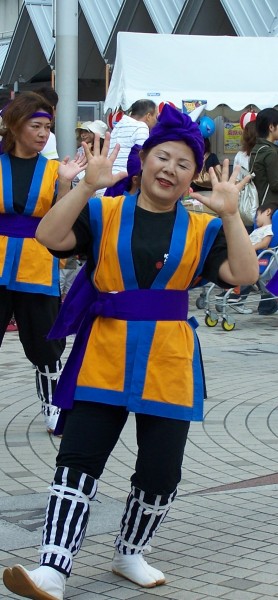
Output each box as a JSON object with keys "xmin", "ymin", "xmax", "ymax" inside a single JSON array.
[
  {"xmin": 240, "ymin": 111, "xmax": 257, "ymax": 129},
  {"xmin": 107, "ymin": 110, "xmax": 124, "ymax": 129},
  {"xmin": 158, "ymin": 101, "xmax": 177, "ymax": 115}
]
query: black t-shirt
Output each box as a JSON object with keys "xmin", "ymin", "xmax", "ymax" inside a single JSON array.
[
  {"xmin": 7, "ymin": 153, "xmax": 57, "ymax": 213},
  {"xmin": 9, "ymin": 154, "xmax": 39, "ymax": 213},
  {"xmin": 50, "ymin": 203, "xmax": 229, "ymax": 289}
]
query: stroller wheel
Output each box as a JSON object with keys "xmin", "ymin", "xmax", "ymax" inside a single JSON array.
[
  {"xmin": 196, "ymin": 296, "xmax": 205, "ymax": 309},
  {"xmin": 221, "ymin": 318, "xmax": 235, "ymax": 331},
  {"xmin": 205, "ymin": 314, "xmax": 218, "ymax": 327}
]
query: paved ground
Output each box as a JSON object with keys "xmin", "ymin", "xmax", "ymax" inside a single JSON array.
[{"xmin": 1, "ymin": 289, "xmax": 278, "ymax": 599}]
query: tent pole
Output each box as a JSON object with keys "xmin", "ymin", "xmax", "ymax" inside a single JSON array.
[{"xmin": 105, "ymin": 63, "xmax": 110, "ymax": 96}]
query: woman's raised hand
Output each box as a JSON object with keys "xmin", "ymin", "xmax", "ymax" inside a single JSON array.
[
  {"xmin": 82, "ymin": 132, "xmax": 127, "ymax": 191},
  {"xmin": 58, "ymin": 151, "xmax": 87, "ymax": 181},
  {"xmin": 190, "ymin": 159, "xmax": 251, "ymax": 217}
]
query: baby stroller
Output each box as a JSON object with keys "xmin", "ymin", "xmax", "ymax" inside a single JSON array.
[{"xmin": 201, "ymin": 209, "xmax": 278, "ymax": 331}]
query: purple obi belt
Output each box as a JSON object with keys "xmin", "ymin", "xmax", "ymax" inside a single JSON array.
[
  {"xmin": 266, "ymin": 270, "xmax": 278, "ymax": 296},
  {"xmin": 49, "ymin": 266, "xmax": 189, "ymax": 435},
  {"xmin": 0, "ymin": 213, "xmax": 41, "ymax": 238}
]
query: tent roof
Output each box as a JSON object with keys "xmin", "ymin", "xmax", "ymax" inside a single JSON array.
[{"xmin": 104, "ymin": 32, "xmax": 278, "ymax": 113}]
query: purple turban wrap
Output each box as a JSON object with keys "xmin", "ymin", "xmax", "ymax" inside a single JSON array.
[
  {"xmin": 142, "ymin": 104, "xmax": 204, "ymax": 173},
  {"xmin": 104, "ymin": 144, "xmax": 142, "ymax": 197}
]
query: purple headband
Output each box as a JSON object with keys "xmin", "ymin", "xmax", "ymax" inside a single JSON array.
[
  {"xmin": 30, "ymin": 111, "xmax": 52, "ymax": 120},
  {"xmin": 142, "ymin": 104, "xmax": 204, "ymax": 173}
]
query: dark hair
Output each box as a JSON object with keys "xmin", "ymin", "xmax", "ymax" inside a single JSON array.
[
  {"xmin": 128, "ymin": 99, "xmax": 157, "ymax": 118},
  {"xmin": 204, "ymin": 137, "xmax": 211, "ymax": 153},
  {"xmin": 36, "ymin": 86, "xmax": 59, "ymax": 109},
  {"xmin": 0, "ymin": 91, "xmax": 53, "ymax": 153},
  {"xmin": 0, "ymin": 91, "xmax": 10, "ymax": 111},
  {"xmin": 256, "ymin": 108, "xmax": 278, "ymax": 138},
  {"xmin": 241, "ymin": 121, "xmax": 257, "ymax": 155},
  {"xmin": 257, "ymin": 205, "xmax": 275, "ymax": 217}
]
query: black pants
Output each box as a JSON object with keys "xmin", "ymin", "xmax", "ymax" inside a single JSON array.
[
  {"xmin": 0, "ymin": 288, "xmax": 65, "ymax": 370},
  {"xmin": 57, "ymin": 401, "xmax": 191, "ymax": 495}
]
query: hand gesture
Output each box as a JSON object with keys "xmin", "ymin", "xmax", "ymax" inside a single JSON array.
[
  {"xmin": 81, "ymin": 132, "xmax": 128, "ymax": 191},
  {"xmin": 58, "ymin": 151, "xmax": 88, "ymax": 181},
  {"xmin": 190, "ymin": 159, "xmax": 251, "ymax": 217}
]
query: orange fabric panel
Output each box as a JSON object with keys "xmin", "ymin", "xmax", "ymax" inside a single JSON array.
[
  {"xmin": 16, "ymin": 239, "xmax": 55, "ymax": 285},
  {"xmin": 0, "ymin": 238, "xmax": 8, "ymax": 276},
  {"xmin": 143, "ymin": 321, "xmax": 194, "ymax": 405},
  {"xmin": 33, "ymin": 160, "xmax": 59, "ymax": 217},
  {"xmin": 77, "ymin": 318, "xmax": 127, "ymax": 391}
]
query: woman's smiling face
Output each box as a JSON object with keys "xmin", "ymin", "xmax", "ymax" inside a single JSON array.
[{"xmin": 139, "ymin": 141, "xmax": 197, "ymax": 211}]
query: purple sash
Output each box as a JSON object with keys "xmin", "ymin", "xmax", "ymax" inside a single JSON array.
[
  {"xmin": 0, "ymin": 213, "xmax": 41, "ymax": 238},
  {"xmin": 266, "ymin": 270, "xmax": 278, "ymax": 295},
  {"xmin": 51, "ymin": 272, "xmax": 189, "ymax": 435}
]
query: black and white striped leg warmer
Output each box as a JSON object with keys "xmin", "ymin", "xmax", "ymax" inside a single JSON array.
[
  {"xmin": 115, "ymin": 486, "xmax": 177, "ymax": 555},
  {"xmin": 40, "ymin": 466, "xmax": 98, "ymax": 576},
  {"xmin": 36, "ymin": 361, "xmax": 62, "ymax": 405}
]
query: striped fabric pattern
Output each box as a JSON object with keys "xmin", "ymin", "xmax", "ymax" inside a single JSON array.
[
  {"xmin": 115, "ymin": 486, "xmax": 177, "ymax": 554},
  {"xmin": 40, "ymin": 466, "xmax": 98, "ymax": 576}
]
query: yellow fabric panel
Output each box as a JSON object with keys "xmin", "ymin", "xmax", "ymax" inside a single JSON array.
[
  {"xmin": 143, "ymin": 320, "xmax": 194, "ymax": 405},
  {"xmin": 166, "ymin": 211, "xmax": 216, "ymax": 289},
  {"xmin": 33, "ymin": 160, "xmax": 59, "ymax": 217},
  {"xmin": 0, "ymin": 237, "xmax": 8, "ymax": 276},
  {"xmin": 16, "ymin": 239, "xmax": 55, "ymax": 285},
  {"xmin": 93, "ymin": 196, "xmax": 125, "ymax": 292},
  {"xmin": 77, "ymin": 318, "xmax": 127, "ymax": 391}
]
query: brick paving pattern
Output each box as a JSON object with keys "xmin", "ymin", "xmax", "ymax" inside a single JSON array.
[{"xmin": 1, "ymin": 289, "xmax": 278, "ymax": 599}]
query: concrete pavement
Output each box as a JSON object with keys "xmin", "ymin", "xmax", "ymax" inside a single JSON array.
[{"xmin": 1, "ymin": 289, "xmax": 278, "ymax": 599}]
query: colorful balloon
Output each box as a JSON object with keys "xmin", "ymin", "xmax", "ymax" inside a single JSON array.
[
  {"xmin": 240, "ymin": 111, "xmax": 257, "ymax": 129},
  {"xmin": 198, "ymin": 116, "xmax": 215, "ymax": 138}
]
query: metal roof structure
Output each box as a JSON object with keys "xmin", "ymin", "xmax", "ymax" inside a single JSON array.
[
  {"xmin": 0, "ymin": 1, "xmax": 54, "ymax": 84},
  {"xmin": 1, "ymin": 0, "xmax": 278, "ymax": 90},
  {"xmin": 0, "ymin": 41, "xmax": 10, "ymax": 73},
  {"xmin": 143, "ymin": 0, "xmax": 185, "ymax": 33},
  {"xmin": 220, "ymin": 0, "xmax": 278, "ymax": 36}
]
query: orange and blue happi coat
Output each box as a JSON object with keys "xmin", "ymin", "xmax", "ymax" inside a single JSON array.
[
  {"xmin": 53, "ymin": 194, "xmax": 222, "ymax": 423},
  {"xmin": 0, "ymin": 153, "xmax": 60, "ymax": 295}
]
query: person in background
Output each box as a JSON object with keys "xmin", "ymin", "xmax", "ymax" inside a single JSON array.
[
  {"xmin": 4, "ymin": 87, "xmax": 60, "ymax": 333},
  {"xmin": 36, "ymin": 87, "xmax": 59, "ymax": 160},
  {"xmin": 215, "ymin": 206, "xmax": 278, "ymax": 314},
  {"xmin": 3, "ymin": 104, "xmax": 258, "ymax": 600},
  {"xmin": 73, "ymin": 120, "xmax": 108, "ymax": 195},
  {"xmin": 250, "ymin": 108, "xmax": 278, "ymax": 211},
  {"xmin": 0, "ymin": 91, "xmax": 86, "ymax": 433},
  {"xmin": 233, "ymin": 120, "xmax": 257, "ymax": 172},
  {"xmin": 75, "ymin": 120, "xmax": 108, "ymax": 153},
  {"xmin": 104, "ymin": 143, "xmax": 142, "ymax": 197},
  {"xmin": 191, "ymin": 136, "xmax": 221, "ymax": 195},
  {"xmin": 248, "ymin": 108, "xmax": 278, "ymax": 314},
  {"xmin": 108, "ymin": 99, "xmax": 158, "ymax": 174},
  {"xmin": 59, "ymin": 256, "xmax": 83, "ymax": 302}
]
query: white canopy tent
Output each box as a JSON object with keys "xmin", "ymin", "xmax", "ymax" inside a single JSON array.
[{"xmin": 104, "ymin": 32, "xmax": 278, "ymax": 114}]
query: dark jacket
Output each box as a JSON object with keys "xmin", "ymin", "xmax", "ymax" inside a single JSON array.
[{"xmin": 250, "ymin": 139, "xmax": 278, "ymax": 210}]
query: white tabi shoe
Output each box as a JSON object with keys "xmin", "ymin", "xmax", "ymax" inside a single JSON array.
[
  {"xmin": 3, "ymin": 564, "xmax": 66, "ymax": 600},
  {"xmin": 112, "ymin": 551, "xmax": 166, "ymax": 588},
  {"xmin": 41, "ymin": 403, "xmax": 60, "ymax": 434}
]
